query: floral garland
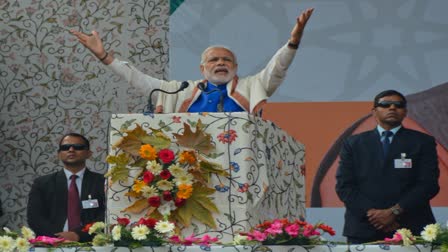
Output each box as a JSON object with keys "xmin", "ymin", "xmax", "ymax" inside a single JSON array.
[{"xmin": 106, "ymin": 122, "xmax": 229, "ymax": 230}]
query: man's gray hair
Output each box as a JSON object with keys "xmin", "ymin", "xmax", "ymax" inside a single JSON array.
[{"xmin": 200, "ymin": 45, "xmax": 238, "ymax": 65}]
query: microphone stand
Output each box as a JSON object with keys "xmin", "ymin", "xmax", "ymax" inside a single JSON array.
[{"xmin": 143, "ymin": 81, "xmax": 189, "ymax": 115}]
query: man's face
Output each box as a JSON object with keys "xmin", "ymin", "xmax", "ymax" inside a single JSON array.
[
  {"xmin": 200, "ymin": 48, "xmax": 237, "ymax": 85},
  {"xmin": 58, "ymin": 135, "xmax": 92, "ymax": 167},
  {"xmin": 372, "ymin": 95, "xmax": 407, "ymax": 130}
]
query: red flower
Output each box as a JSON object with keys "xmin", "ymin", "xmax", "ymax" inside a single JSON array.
[
  {"xmin": 143, "ymin": 171, "xmax": 155, "ymax": 183},
  {"xmin": 318, "ymin": 223, "xmax": 336, "ymax": 236},
  {"xmin": 160, "ymin": 169, "xmax": 171, "ymax": 180},
  {"xmin": 174, "ymin": 197, "xmax": 186, "ymax": 207},
  {"xmin": 217, "ymin": 130, "xmax": 237, "ymax": 144},
  {"xmin": 158, "ymin": 149, "xmax": 175, "ymax": 164},
  {"xmin": 137, "ymin": 217, "xmax": 158, "ymax": 228},
  {"xmin": 148, "ymin": 195, "xmax": 161, "ymax": 207},
  {"xmin": 163, "ymin": 191, "xmax": 173, "ymax": 201},
  {"xmin": 117, "ymin": 217, "xmax": 130, "ymax": 226},
  {"xmin": 82, "ymin": 223, "xmax": 93, "ymax": 232}
]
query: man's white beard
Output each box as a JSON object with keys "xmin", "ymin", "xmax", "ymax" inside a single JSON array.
[{"xmin": 204, "ymin": 69, "xmax": 236, "ymax": 85}]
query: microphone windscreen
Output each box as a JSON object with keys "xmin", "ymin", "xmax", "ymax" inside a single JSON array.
[
  {"xmin": 197, "ymin": 82, "xmax": 205, "ymax": 91},
  {"xmin": 180, "ymin": 81, "xmax": 189, "ymax": 90}
]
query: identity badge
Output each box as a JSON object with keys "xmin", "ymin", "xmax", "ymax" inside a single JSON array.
[
  {"xmin": 394, "ymin": 159, "xmax": 412, "ymax": 168},
  {"xmin": 82, "ymin": 194, "xmax": 99, "ymax": 209}
]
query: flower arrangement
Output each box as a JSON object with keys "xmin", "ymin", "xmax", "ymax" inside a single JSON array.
[
  {"xmin": 238, "ymin": 219, "xmax": 335, "ymax": 246},
  {"xmin": 85, "ymin": 217, "xmax": 220, "ymax": 249},
  {"xmin": 383, "ymin": 222, "xmax": 448, "ymax": 251},
  {"xmin": 105, "ymin": 121, "xmax": 229, "ymax": 230},
  {"xmin": 0, "ymin": 227, "xmax": 35, "ymax": 252},
  {"xmin": 85, "ymin": 217, "xmax": 175, "ymax": 248}
]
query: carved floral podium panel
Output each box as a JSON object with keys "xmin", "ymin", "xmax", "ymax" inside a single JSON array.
[{"xmin": 107, "ymin": 112, "xmax": 305, "ymax": 242}]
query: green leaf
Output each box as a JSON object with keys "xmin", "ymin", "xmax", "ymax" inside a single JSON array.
[{"xmin": 105, "ymin": 153, "xmax": 132, "ymax": 183}]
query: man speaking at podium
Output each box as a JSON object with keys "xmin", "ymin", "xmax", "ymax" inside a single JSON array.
[{"xmin": 71, "ymin": 7, "xmax": 313, "ymax": 114}]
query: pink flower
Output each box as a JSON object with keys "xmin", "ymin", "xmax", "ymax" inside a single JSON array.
[
  {"xmin": 158, "ymin": 149, "xmax": 175, "ymax": 163},
  {"xmin": 29, "ymin": 236, "xmax": 65, "ymax": 245},
  {"xmin": 172, "ymin": 116, "xmax": 181, "ymax": 123},
  {"xmin": 251, "ymin": 230, "xmax": 268, "ymax": 241},
  {"xmin": 199, "ymin": 234, "xmax": 218, "ymax": 246},
  {"xmin": 265, "ymin": 220, "xmax": 284, "ymax": 235},
  {"xmin": 385, "ymin": 233, "xmax": 403, "ymax": 243},
  {"xmin": 182, "ymin": 234, "xmax": 200, "ymax": 245},
  {"xmin": 285, "ymin": 224, "xmax": 300, "ymax": 236},
  {"xmin": 169, "ymin": 235, "xmax": 182, "ymax": 244}
]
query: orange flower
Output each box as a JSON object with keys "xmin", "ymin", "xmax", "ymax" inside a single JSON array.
[
  {"xmin": 139, "ymin": 144, "xmax": 157, "ymax": 160},
  {"xmin": 132, "ymin": 179, "xmax": 146, "ymax": 193},
  {"xmin": 176, "ymin": 184, "xmax": 193, "ymax": 199},
  {"xmin": 178, "ymin": 150, "xmax": 196, "ymax": 165}
]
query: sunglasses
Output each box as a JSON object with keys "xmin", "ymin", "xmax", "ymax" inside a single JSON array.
[
  {"xmin": 58, "ymin": 144, "xmax": 89, "ymax": 151},
  {"xmin": 375, "ymin": 100, "xmax": 406, "ymax": 109}
]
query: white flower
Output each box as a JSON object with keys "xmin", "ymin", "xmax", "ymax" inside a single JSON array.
[
  {"xmin": 421, "ymin": 223, "xmax": 440, "ymax": 242},
  {"xmin": 0, "ymin": 235, "xmax": 15, "ymax": 252},
  {"xmin": 141, "ymin": 185, "xmax": 158, "ymax": 198},
  {"xmin": 158, "ymin": 201, "xmax": 176, "ymax": 216},
  {"xmin": 131, "ymin": 225, "xmax": 150, "ymax": 240},
  {"xmin": 147, "ymin": 160, "xmax": 162, "ymax": 175},
  {"xmin": 111, "ymin": 225, "xmax": 122, "ymax": 241},
  {"xmin": 15, "ymin": 237, "xmax": 30, "ymax": 252},
  {"xmin": 20, "ymin": 226, "xmax": 35, "ymax": 240},
  {"xmin": 168, "ymin": 164, "xmax": 186, "ymax": 177},
  {"xmin": 397, "ymin": 228, "xmax": 414, "ymax": 246},
  {"xmin": 2, "ymin": 228, "xmax": 12, "ymax": 234},
  {"xmin": 173, "ymin": 173, "xmax": 194, "ymax": 185},
  {"xmin": 156, "ymin": 180, "xmax": 174, "ymax": 191},
  {"xmin": 89, "ymin": 222, "xmax": 106, "ymax": 235},
  {"xmin": 233, "ymin": 234, "xmax": 249, "ymax": 245},
  {"xmin": 154, "ymin": 220, "xmax": 175, "ymax": 234}
]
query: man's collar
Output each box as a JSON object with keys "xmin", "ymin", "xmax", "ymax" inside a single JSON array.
[
  {"xmin": 377, "ymin": 125, "xmax": 402, "ymax": 136},
  {"xmin": 63, "ymin": 167, "xmax": 86, "ymax": 180}
]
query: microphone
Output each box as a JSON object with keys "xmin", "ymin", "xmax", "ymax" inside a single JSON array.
[
  {"xmin": 197, "ymin": 82, "xmax": 224, "ymax": 112},
  {"xmin": 197, "ymin": 82, "xmax": 206, "ymax": 91},
  {"xmin": 144, "ymin": 81, "xmax": 189, "ymax": 114}
]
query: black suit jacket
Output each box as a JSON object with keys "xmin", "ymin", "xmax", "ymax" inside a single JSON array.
[
  {"xmin": 335, "ymin": 127, "xmax": 439, "ymax": 241},
  {"xmin": 27, "ymin": 169, "xmax": 105, "ymax": 242}
]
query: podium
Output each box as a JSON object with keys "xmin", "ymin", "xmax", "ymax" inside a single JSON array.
[{"xmin": 107, "ymin": 112, "xmax": 305, "ymax": 242}]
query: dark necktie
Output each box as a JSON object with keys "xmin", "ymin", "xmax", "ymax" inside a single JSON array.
[
  {"xmin": 68, "ymin": 174, "xmax": 81, "ymax": 230},
  {"xmin": 382, "ymin": 131, "xmax": 394, "ymax": 156}
]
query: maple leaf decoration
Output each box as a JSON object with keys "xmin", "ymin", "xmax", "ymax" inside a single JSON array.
[
  {"xmin": 173, "ymin": 120, "xmax": 214, "ymax": 154},
  {"xmin": 114, "ymin": 124, "xmax": 171, "ymax": 156},
  {"xmin": 173, "ymin": 183, "xmax": 218, "ymax": 228}
]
